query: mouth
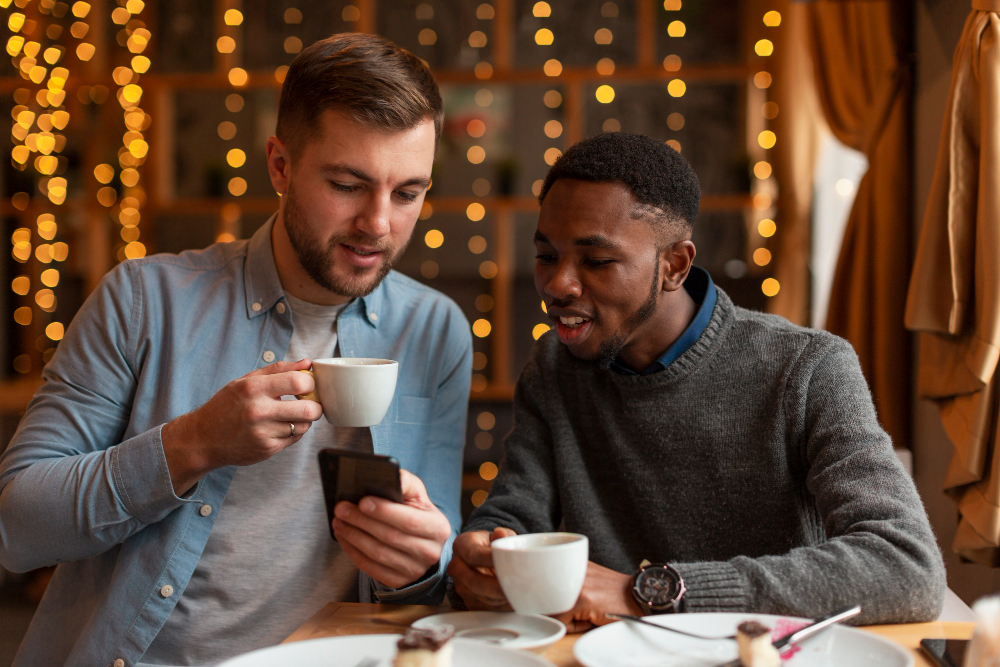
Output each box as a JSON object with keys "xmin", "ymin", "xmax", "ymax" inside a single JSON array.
[
  {"xmin": 340, "ymin": 243, "xmax": 384, "ymax": 268},
  {"xmin": 554, "ymin": 314, "xmax": 594, "ymax": 344}
]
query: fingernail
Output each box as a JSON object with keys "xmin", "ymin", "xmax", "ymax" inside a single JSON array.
[
  {"xmin": 360, "ymin": 498, "xmax": 376, "ymax": 513},
  {"xmin": 334, "ymin": 503, "xmax": 351, "ymax": 518}
]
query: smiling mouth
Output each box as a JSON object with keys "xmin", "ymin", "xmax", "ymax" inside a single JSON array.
[
  {"xmin": 558, "ymin": 315, "xmax": 591, "ymax": 329},
  {"xmin": 342, "ymin": 244, "xmax": 382, "ymax": 256}
]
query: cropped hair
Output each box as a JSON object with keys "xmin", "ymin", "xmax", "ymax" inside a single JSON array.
[
  {"xmin": 539, "ymin": 132, "xmax": 701, "ymax": 232},
  {"xmin": 276, "ymin": 33, "xmax": 443, "ymax": 152}
]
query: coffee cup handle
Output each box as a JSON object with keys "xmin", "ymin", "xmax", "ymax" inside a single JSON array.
[{"xmin": 294, "ymin": 369, "xmax": 319, "ymax": 402}]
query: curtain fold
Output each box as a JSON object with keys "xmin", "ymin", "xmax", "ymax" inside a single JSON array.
[
  {"xmin": 807, "ymin": 1, "xmax": 912, "ymax": 450},
  {"xmin": 904, "ymin": 5, "xmax": 1000, "ymax": 566}
]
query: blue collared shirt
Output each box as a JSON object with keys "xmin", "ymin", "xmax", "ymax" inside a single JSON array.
[
  {"xmin": 611, "ymin": 266, "xmax": 717, "ymax": 375},
  {"xmin": 0, "ymin": 219, "xmax": 471, "ymax": 667}
]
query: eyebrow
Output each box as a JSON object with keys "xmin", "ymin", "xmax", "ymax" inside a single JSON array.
[
  {"xmin": 533, "ymin": 231, "xmax": 620, "ymax": 250},
  {"xmin": 320, "ymin": 163, "xmax": 431, "ymax": 190}
]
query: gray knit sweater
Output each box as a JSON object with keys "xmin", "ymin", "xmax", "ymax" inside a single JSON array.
[{"xmin": 466, "ymin": 290, "xmax": 945, "ymax": 624}]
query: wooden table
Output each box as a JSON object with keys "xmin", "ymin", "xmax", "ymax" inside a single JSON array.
[{"xmin": 283, "ymin": 602, "xmax": 976, "ymax": 666}]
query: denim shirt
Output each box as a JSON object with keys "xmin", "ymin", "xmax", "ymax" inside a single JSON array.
[{"xmin": 0, "ymin": 219, "xmax": 472, "ymax": 667}]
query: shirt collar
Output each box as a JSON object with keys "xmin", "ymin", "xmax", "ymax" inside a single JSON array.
[
  {"xmin": 243, "ymin": 213, "xmax": 383, "ymax": 328},
  {"xmin": 611, "ymin": 265, "xmax": 717, "ymax": 375}
]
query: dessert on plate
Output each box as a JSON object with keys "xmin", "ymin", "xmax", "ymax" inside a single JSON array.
[
  {"xmin": 736, "ymin": 620, "xmax": 780, "ymax": 667},
  {"xmin": 393, "ymin": 625, "xmax": 455, "ymax": 667}
]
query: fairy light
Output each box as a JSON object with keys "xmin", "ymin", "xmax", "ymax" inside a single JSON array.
[
  {"xmin": 216, "ymin": 9, "xmax": 247, "ymax": 242},
  {"xmin": 755, "ymin": 9, "xmax": 780, "ymax": 297},
  {"xmin": 5, "ymin": 0, "xmax": 94, "ymax": 368},
  {"xmin": 663, "ymin": 0, "xmax": 686, "ymax": 153}
]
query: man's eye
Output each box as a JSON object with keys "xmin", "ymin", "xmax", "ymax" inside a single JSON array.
[
  {"xmin": 395, "ymin": 190, "xmax": 419, "ymax": 203},
  {"xmin": 331, "ymin": 182, "xmax": 358, "ymax": 193},
  {"xmin": 584, "ymin": 258, "xmax": 613, "ymax": 267},
  {"xmin": 535, "ymin": 253, "xmax": 556, "ymax": 263}
]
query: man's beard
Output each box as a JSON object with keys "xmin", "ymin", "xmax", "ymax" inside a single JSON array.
[
  {"xmin": 283, "ymin": 183, "xmax": 408, "ymax": 299},
  {"xmin": 594, "ymin": 257, "xmax": 661, "ymax": 370}
]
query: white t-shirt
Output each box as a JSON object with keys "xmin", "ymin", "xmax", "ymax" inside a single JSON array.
[{"xmin": 140, "ymin": 295, "xmax": 373, "ymax": 666}]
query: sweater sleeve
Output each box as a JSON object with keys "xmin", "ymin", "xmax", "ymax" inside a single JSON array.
[
  {"xmin": 675, "ymin": 334, "xmax": 945, "ymax": 624},
  {"xmin": 464, "ymin": 355, "xmax": 562, "ymax": 535}
]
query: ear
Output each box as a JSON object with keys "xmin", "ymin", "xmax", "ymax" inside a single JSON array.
[
  {"xmin": 660, "ymin": 240, "xmax": 696, "ymax": 292},
  {"xmin": 265, "ymin": 136, "xmax": 291, "ymax": 195}
]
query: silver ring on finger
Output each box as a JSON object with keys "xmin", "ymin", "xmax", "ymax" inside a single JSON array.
[{"xmin": 288, "ymin": 422, "xmax": 295, "ymax": 438}]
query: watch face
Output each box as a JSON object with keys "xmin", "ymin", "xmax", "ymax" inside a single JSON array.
[{"xmin": 635, "ymin": 566, "xmax": 679, "ymax": 605}]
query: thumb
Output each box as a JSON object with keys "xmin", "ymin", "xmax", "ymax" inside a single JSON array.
[{"xmin": 491, "ymin": 526, "xmax": 517, "ymax": 541}]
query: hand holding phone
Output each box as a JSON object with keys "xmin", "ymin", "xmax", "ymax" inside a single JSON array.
[
  {"xmin": 317, "ymin": 450, "xmax": 403, "ymax": 540},
  {"xmin": 319, "ymin": 452, "xmax": 453, "ymax": 589}
]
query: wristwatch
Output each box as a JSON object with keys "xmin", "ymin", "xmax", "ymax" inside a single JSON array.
[{"xmin": 631, "ymin": 560, "xmax": 686, "ymax": 614}]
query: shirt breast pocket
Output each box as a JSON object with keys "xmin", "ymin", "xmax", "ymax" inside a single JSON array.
[{"xmin": 396, "ymin": 395, "xmax": 433, "ymax": 425}]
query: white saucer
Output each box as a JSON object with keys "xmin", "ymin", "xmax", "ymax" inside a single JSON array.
[{"xmin": 412, "ymin": 611, "xmax": 566, "ymax": 652}]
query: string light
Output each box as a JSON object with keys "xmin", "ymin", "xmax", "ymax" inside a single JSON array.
[{"xmin": 755, "ymin": 10, "xmax": 780, "ymax": 297}]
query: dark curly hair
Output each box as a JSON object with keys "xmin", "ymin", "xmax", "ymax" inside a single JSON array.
[{"xmin": 539, "ymin": 132, "xmax": 701, "ymax": 235}]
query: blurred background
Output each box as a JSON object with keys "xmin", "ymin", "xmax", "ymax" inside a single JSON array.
[{"xmin": 0, "ymin": 0, "xmax": 993, "ymax": 664}]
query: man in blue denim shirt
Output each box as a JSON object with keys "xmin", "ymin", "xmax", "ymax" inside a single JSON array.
[{"xmin": 0, "ymin": 34, "xmax": 470, "ymax": 666}]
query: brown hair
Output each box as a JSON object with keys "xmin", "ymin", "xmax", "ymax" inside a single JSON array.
[{"xmin": 276, "ymin": 33, "xmax": 443, "ymax": 152}]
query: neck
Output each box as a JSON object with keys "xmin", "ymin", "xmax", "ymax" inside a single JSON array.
[
  {"xmin": 271, "ymin": 208, "xmax": 352, "ymax": 306},
  {"xmin": 615, "ymin": 286, "xmax": 697, "ymax": 372}
]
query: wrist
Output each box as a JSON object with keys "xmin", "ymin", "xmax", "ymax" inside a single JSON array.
[{"xmin": 162, "ymin": 412, "xmax": 212, "ymax": 495}]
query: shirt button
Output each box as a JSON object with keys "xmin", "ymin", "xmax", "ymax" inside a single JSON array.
[
  {"xmin": 160, "ymin": 584, "xmax": 174, "ymax": 598},
  {"xmin": 369, "ymin": 312, "xmax": 378, "ymax": 322},
  {"xmin": 199, "ymin": 504, "xmax": 212, "ymax": 517},
  {"xmin": 114, "ymin": 660, "xmax": 125, "ymax": 667},
  {"xmin": 251, "ymin": 302, "xmax": 262, "ymax": 312},
  {"xmin": 276, "ymin": 302, "xmax": 286, "ymax": 314},
  {"xmin": 262, "ymin": 350, "xmax": 275, "ymax": 363}
]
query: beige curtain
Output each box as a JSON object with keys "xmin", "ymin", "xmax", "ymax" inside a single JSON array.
[
  {"xmin": 904, "ymin": 1, "xmax": 1000, "ymax": 566},
  {"xmin": 807, "ymin": 1, "xmax": 912, "ymax": 450}
]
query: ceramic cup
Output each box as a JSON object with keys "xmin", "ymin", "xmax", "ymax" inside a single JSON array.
[
  {"xmin": 296, "ymin": 358, "xmax": 398, "ymax": 427},
  {"xmin": 491, "ymin": 532, "xmax": 589, "ymax": 615}
]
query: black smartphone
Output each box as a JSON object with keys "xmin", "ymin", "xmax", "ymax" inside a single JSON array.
[
  {"xmin": 920, "ymin": 638, "xmax": 970, "ymax": 667},
  {"xmin": 317, "ymin": 449, "xmax": 404, "ymax": 540}
]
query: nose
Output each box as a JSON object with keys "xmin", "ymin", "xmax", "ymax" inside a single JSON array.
[
  {"xmin": 541, "ymin": 260, "xmax": 582, "ymax": 301},
  {"xmin": 354, "ymin": 190, "xmax": 392, "ymax": 239}
]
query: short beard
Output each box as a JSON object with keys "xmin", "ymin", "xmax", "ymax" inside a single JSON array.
[
  {"xmin": 283, "ymin": 182, "xmax": 407, "ymax": 299},
  {"xmin": 594, "ymin": 254, "xmax": 661, "ymax": 370}
]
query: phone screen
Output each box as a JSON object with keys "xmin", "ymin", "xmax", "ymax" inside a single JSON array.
[
  {"xmin": 317, "ymin": 450, "xmax": 403, "ymax": 540},
  {"xmin": 920, "ymin": 638, "xmax": 969, "ymax": 667}
]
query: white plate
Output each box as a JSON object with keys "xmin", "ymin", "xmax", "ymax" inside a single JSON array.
[
  {"xmin": 412, "ymin": 611, "xmax": 567, "ymax": 652},
  {"xmin": 573, "ymin": 613, "xmax": 914, "ymax": 667},
  {"xmin": 216, "ymin": 634, "xmax": 554, "ymax": 667}
]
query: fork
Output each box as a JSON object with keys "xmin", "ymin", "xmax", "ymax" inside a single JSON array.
[{"xmin": 604, "ymin": 613, "xmax": 736, "ymax": 640}]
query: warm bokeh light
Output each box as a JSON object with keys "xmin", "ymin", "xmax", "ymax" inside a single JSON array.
[
  {"xmin": 14, "ymin": 307, "xmax": 32, "ymax": 326},
  {"xmin": 595, "ymin": 84, "xmax": 615, "ymax": 103},
  {"xmin": 543, "ymin": 90, "xmax": 562, "ymax": 108},
  {"xmin": 753, "ymin": 248, "xmax": 772, "ymax": 266},
  {"xmin": 472, "ymin": 319, "xmax": 492, "ymax": 338},
  {"xmin": 285, "ymin": 7, "xmax": 303, "ymax": 22},
  {"xmin": 543, "ymin": 59, "xmax": 562, "ymax": 76},
  {"xmin": 754, "ymin": 161, "xmax": 772, "ymax": 179},
  {"xmin": 94, "ymin": 163, "xmax": 114, "ymax": 184},
  {"xmin": 544, "ymin": 147, "xmax": 562, "ymax": 165},
  {"xmin": 762, "ymin": 101, "xmax": 779, "ymax": 119},
  {"xmin": 602, "ymin": 118, "xmax": 621, "ymax": 132},
  {"xmin": 228, "ymin": 68, "xmax": 248, "ymax": 87},
  {"xmin": 479, "ymin": 260, "xmax": 498, "ymax": 279},
  {"xmin": 467, "ymin": 203, "xmax": 486, "ymax": 221},
  {"xmin": 228, "ymin": 177, "xmax": 247, "ymax": 196},
  {"xmin": 753, "ymin": 193, "xmax": 772, "ymax": 210},
  {"xmin": 544, "ymin": 120, "xmax": 563, "ymax": 138},
  {"xmin": 535, "ymin": 29, "xmax": 554, "ymax": 46},
  {"xmin": 479, "ymin": 461, "xmax": 498, "ymax": 480},
  {"xmin": 532, "ymin": 323, "xmax": 551, "ymax": 340},
  {"xmin": 467, "ymin": 145, "xmax": 486, "ymax": 164},
  {"xmin": 224, "ymin": 9, "xmax": 243, "ymax": 25},
  {"xmin": 758, "ymin": 130, "xmax": 777, "ymax": 149},
  {"xmin": 284, "ymin": 37, "xmax": 302, "ymax": 54},
  {"xmin": 424, "ymin": 229, "xmax": 444, "ymax": 248},
  {"xmin": 761, "ymin": 278, "xmax": 780, "ymax": 297},
  {"xmin": 46, "ymin": 321, "xmax": 65, "ymax": 341},
  {"xmin": 475, "ymin": 89, "xmax": 494, "ymax": 107},
  {"xmin": 477, "ymin": 412, "xmax": 496, "ymax": 430},
  {"xmin": 418, "ymin": 29, "xmax": 437, "ymax": 45},
  {"xmin": 419, "ymin": 201, "xmax": 433, "ymax": 220},
  {"xmin": 667, "ymin": 79, "xmax": 686, "ymax": 97},
  {"xmin": 342, "ymin": 5, "xmax": 360, "ymax": 22},
  {"xmin": 758, "ymin": 219, "xmax": 776, "ymax": 238},
  {"xmin": 469, "ymin": 31, "xmax": 487, "ymax": 48},
  {"xmin": 216, "ymin": 36, "xmax": 235, "ymax": 54},
  {"xmin": 472, "ymin": 351, "xmax": 488, "ymax": 370},
  {"xmin": 468, "ymin": 235, "xmax": 487, "ymax": 254},
  {"xmin": 667, "ymin": 112, "xmax": 685, "ymax": 131},
  {"xmin": 471, "ymin": 490, "xmax": 489, "ymax": 506},
  {"xmin": 594, "ymin": 28, "xmax": 613, "ymax": 45},
  {"xmin": 472, "ymin": 178, "xmax": 490, "ymax": 196},
  {"xmin": 763, "ymin": 11, "xmax": 782, "ymax": 27},
  {"xmin": 12, "ymin": 276, "xmax": 30, "ymax": 295},
  {"xmin": 755, "ymin": 39, "xmax": 774, "ymax": 57},
  {"xmin": 533, "ymin": 1, "xmax": 552, "ymax": 17},
  {"xmin": 467, "ymin": 119, "xmax": 486, "ymax": 138},
  {"xmin": 475, "ymin": 432, "xmax": 493, "ymax": 450},
  {"xmin": 667, "ymin": 20, "xmax": 686, "ymax": 37},
  {"xmin": 227, "ymin": 148, "xmax": 246, "ymax": 168},
  {"xmin": 664, "ymin": 0, "xmax": 682, "ymax": 9},
  {"xmin": 218, "ymin": 121, "xmax": 237, "ymax": 140},
  {"xmin": 754, "ymin": 71, "xmax": 772, "ymax": 89},
  {"xmin": 596, "ymin": 57, "xmax": 615, "ymax": 76},
  {"xmin": 475, "ymin": 294, "xmax": 494, "ymax": 313},
  {"xmin": 420, "ymin": 260, "xmax": 439, "ymax": 279},
  {"xmin": 477, "ymin": 4, "xmax": 495, "ymax": 20}
]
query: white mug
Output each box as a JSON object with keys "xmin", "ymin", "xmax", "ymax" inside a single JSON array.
[
  {"xmin": 296, "ymin": 358, "xmax": 398, "ymax": 427},
  {"xmin": 491, "ymin": 532, "xmax": 589, "ymax": 615}
]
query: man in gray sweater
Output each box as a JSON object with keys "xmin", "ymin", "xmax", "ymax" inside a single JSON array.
[{"xmin": 448, "ymin": 132, "xmax": 945, "ymax": 630}]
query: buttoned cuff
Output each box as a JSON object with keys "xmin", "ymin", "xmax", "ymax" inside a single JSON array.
[
  {"xmin": 371, "ymin": 539, "xmax": 454, "ymax": 605},
  {"xmin": 673, "ymin": 561, "xmax": 749, "ymax": 612},
  {"xmin": 109, "ymin": 424, "xmax": 199, "ymax": 524}
]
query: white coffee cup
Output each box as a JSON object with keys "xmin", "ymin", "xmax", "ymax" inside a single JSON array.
[
  {"xmin": 491, "ymin": 532, "xmax": 589, "ymax": 615},
  {"xmin": 296, "ymin": 358, "xmax": 398, "ymax": 427}
]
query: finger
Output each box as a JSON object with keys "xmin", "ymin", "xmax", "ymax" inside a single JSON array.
[
  {"xmin": 335, "ymin": 501, "xmax": 445, "ymax": 561},
  {"xmin": 491, "ymin": 527, "xmax": 517, "ymax": 541},
  {"xmin": 336, "ymin": 530, "xmax": 414, "ymax": 590},
  {"xmin": 244, "ymin": 359, "xmax": 312, "ymax": 378},
  {"xmin": 332, "ymin": 517, "xmax": 429, "ymax": 584},
  {"xmin": 448, "ymin": 556, "xmax": 510, "ymax": 608},
  {"xmin": 460, "ymin": 533, "xmax": 498, "ymax": 570},
  {"xmin": 252, "ymin": 370, "xmax": 319, "ymax": 400},
  {"xmin": 354, "ymin": 495, "xmax": 451, "ymax": 542}
]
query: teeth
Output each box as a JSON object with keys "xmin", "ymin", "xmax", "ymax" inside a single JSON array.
[{"xmin": 559, "ymin": 316, "xmax": 590, "ymax": 328}]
